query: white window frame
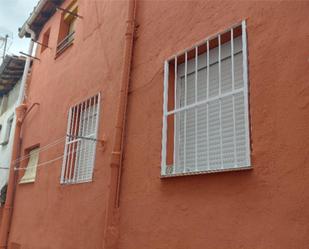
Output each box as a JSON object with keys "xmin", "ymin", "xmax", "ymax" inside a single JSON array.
[
  {"xmin": 20, "ymin": 147, "xmax": 40, "ymax": 184},
  {"xmin": 61, "ymin": 93, "xmax": 101, "ymax": 184},
  {"xmin": 161, "ymin": 20, "xmax": 251, "ymax": 177}
]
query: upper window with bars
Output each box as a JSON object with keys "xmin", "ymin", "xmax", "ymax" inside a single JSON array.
[
  {"xmin": 161, "ymin": 21, "xmax": 251, "ymax": 177},
  {"xmin": 56, "ymin": 0, "xmax": 78, "ymax": 55},
  {"xmin": 61, "ymin": 93, "xmax": 100, "ymax": 184}
]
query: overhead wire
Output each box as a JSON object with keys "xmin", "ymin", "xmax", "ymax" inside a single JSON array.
[
  {"xmin": 10, "ymin": 132, "xmax": 98, "ymax": 171},
  {"xmin": 14, "ymin": 142, "xmax": 93, "ymax": 171},
  {"xmin": 11, "ymin": 136, "xmax": 66, "ymax": 166}
]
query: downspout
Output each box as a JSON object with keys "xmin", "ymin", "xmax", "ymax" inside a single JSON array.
[
  {"xmin": 103, "ymin": 0, "xmax": 136, "ymax": 248},
  {"xmin": 0, "ymin": 105, "xmax": 27, "ymax": 249},
  {"xmin": 0, "ymin": 24, "xmax": 35, "ymax": 249}
]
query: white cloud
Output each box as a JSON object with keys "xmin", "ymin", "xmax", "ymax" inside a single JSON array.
[{"xmin": 0, "ymin": 0, "xmax": 39, "ymax": 56}]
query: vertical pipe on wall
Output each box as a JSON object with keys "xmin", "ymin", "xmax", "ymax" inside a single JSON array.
[
  {"xmin": 0, "ymin": 104, "xmax": 27, "ymax": 249},
  {"xmin": 103, "ymin": 0, "xmax": 136, "ymax": 247}
]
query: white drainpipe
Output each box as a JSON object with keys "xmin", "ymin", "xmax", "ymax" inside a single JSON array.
[{"xmin": 17, "ymin": 24, "xmax": 36, "ymax": 105}]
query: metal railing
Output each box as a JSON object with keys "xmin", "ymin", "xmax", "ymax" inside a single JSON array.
[{"xmin": 56, "ymin": 31, "xmax": 75, "ymax": 55}]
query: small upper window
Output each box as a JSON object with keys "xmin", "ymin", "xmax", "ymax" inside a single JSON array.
[
  {"xmin": 161, "ymin": 21, "xmax": 251, "ymax": 177},
  {"xmin": 56, "ymin": 0, "xmax": 78, "ymax": 55},
  {"xmin": 20, "ymin": 147, "xmax": 40, "ymax": 184},
  {"xmin": 41, "ymin": 28, "xmax": 50, "ymax": 53},
  {"xmin": 61, "ymin": 93, "xmax": 100, "ymax": 184}
]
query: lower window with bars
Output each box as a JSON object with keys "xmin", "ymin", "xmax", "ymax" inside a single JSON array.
[
  {"xmin": 161, "ymin": 21, "xmax": 251, "ymax": 177},
  {"xmin": 61, "ymin": 93, "xmax": 100, "ymax": 184}
]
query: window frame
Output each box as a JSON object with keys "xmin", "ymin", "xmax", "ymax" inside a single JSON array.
[
  {"xmin": 56, "ymin": 0, "xmax": 78, "ymax": 56},
  {"xmin": 19, "ymin": 147, "xmax": 40, "ymax": 184},
  {"xmin": 41, "ymin": 28, "xmax": 51, "ymax": 54},
  {"xmin": 60, "ymin": 93, "xmax": 101, "ymax": 185},
  {"xmin": 161, "ymin": 20, "xmax": 251, "ymax": 177},
  {"xmin": 1, "ymin": 115, "xmax": 14, "ymax": 146}
]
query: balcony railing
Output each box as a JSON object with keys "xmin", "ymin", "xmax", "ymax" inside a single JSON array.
[{"xmin": 56, "ymin": 31, "xmax": 75, "ymax": 55}]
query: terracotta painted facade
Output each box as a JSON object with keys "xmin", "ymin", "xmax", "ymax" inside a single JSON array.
[{"xmin": 4, "ymin": 1, "xmax": 309, "ymax": 249}]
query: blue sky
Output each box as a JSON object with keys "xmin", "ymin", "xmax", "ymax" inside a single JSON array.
[{"xmin": 0, "ymin": 0, "xmax": 39, "ymax": 56}]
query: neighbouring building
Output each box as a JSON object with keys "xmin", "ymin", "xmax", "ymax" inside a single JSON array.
[
  {"xmin": 0, "ymin": 56, "xmax": 25, "ymax": 201},
  {"xmin": 0, "ymin": 1, "xmax": 308, "ymax": 249}
]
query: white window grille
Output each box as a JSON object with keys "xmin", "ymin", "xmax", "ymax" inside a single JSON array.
[
  {"xmin": 61, "ymin": 93, "xmax": 100, "ymax": 184},
  {"xmin": 161, "ymin": 21, "xmax": 251, "ymax": 177}
]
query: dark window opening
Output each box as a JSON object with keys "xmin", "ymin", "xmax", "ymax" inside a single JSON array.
[{"xmin": 41, "ymin": 28, "xmax": 50, "ymax": 53}]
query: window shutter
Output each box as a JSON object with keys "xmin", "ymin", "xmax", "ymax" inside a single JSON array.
[{"xmin": 20, "ymin": 148, "xmax": 39, "ymax": 184}]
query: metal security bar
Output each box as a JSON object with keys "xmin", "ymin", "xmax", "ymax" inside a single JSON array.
[
  {"xmin": 161, "ymin": 21, "xmax": 251, "ymax": 177},
  {"xmin": 56, "ymin": 31, "xmax": 75, "ymax": 55},
  {"xmin": 61, "ymin": 93, "xmax": 101, "ymax": 184}
]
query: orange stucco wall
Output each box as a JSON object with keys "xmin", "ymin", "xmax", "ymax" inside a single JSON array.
[
  {"xmin": 8, "ymin": 1, "xmax": 127, "ymax": 248},
  {"xmin": 7, "ymin": 1, "xmax": 309, "ymax": 249}
]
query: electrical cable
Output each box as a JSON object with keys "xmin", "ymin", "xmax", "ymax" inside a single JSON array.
[
  {"xmin": 14, "ymin": 143, "xmax": 93, "ymax": 171},
  {"xmin": 11, "ymin": 136, "xmax": 66, "ymax": 165}
]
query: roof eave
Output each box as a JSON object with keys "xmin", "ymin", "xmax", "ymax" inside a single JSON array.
[
  {"xmin": 18, "ymin": 0, "xmax": 65, "ymax": 38},
  {"xmin": 0, "ymin": 55, "xmax": 26, "ymax": 97}
]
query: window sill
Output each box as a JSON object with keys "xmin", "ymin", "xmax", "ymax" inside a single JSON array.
[
  {"xmin": 60, "ymin": 178, "xmax": 93, "ymax": 186},
  {"xmin": 19, "ymin": 178, "xmax": 35, "ymax": 184},
  {"xmin": 161, "ymin": 165, "xmax": 252, "ymax": 178}
]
